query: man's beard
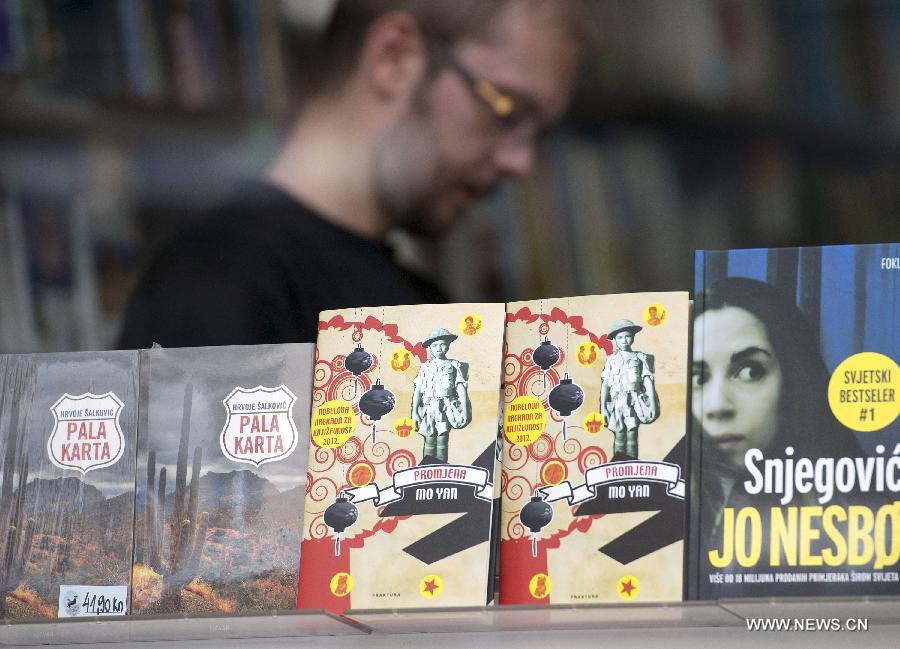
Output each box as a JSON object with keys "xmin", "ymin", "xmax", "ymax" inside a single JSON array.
[{"xmin": 372, "ymin": 81, "xmax": 463, "ymax": 239}]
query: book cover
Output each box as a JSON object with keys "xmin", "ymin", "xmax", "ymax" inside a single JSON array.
[
  {"xmin": 499, "ymin": 293, "xmax": 689, "ymax": 604},
  {"xmin": 0, "ymin": 350, "xmax": 138, "ymax": 619},
  {"xmin": 689, "ymin": 243, "xmax": 899, "ymax": 598},
  {"xmin": 298, "ymin": 304, "xmax": 505, "ymax": 612},
  {"xmin": 130, "ymin": 343, "xmax": 312, "ymax": 614}
]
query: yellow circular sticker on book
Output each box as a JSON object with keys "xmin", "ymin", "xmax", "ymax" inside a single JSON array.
[
  {"xmin": 330, "ymin": 572, "xmax": 353, "ymax": 597},
  {"xmin": 347, "ymin": 461, "xmax": 375, "ymax": 488},
  {"xmin": 311, "ymin": 400, "xmax": 356, "ymax": 448},
  {"xmin": 583, "ymin": 411, "xmax": 605, "ymax": 435},
  {"xmin": 576, "ymin": 341, "xmax": 599, "ymax": 366},
  {"xmin": 460, "ymin": 313, "xmax": 483, "ymax": 337},
  {"xmin": 617, "ymin": 575, "xmax": 640, "ymax": 600},
  {"xmin": 643, "ymin": 304, "xmax": 667, "ymax": 327},
  {"xmin": 389, "ymin": 348, "xmax": 413, "ymax": 373},
  {"xmin": 529, "ymin": 573, "xmax": 551, "ymax": 599},
  {"xmin": 827, "ymin": 353, "xmax": 898, "ymax": 432},
  {"xmin": 541, "ymin": 460, "xmax": 567, "ymax": 486},
  {"xmin": 504, "ymin": 396, "xmax": 546, "ymax": 446},
  {"xmin": 420, "ymin": 575, "xmax": 443, "ymax": 599},
  {"xmin": 393, "ymin": 417, "xmax": 415, "ymax": 438}
]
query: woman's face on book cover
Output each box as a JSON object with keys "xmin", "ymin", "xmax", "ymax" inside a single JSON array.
[{"xmin": 692, "ymin": 306, "xmax": 783, "ymax": 471}]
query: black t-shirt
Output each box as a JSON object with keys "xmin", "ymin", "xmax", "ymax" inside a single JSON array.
[{"xmin": 117, "ymin": 182, "xmax": 448, "ymax": 348}]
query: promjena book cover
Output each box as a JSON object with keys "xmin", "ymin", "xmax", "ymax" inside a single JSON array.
[
  {"xmin": 130, "ymin": 344, "xmax": 313, "ymax": 614},
  {"xmin": 298, "ymin": 304, "xmax": 504, "ymax": 613},
  {"xmin": 689, "ymin": 243, "xmax": 899, "ymax": 599},
  {"xmin": 499, "ymin": 293, "xmax": 689, "ymax": 604},
  {"xmin": 0, "ymin": 351, "xmax": 138, "ymax": 619}
]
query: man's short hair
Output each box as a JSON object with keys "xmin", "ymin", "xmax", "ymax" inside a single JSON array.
[{"xmin": 292, "ymin": 0, "xmax": 585, "ymax": 100}]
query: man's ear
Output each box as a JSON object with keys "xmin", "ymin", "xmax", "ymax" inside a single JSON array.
[{"xmin": 358, "ymin": 11, "xmax": 428, "ymax": 101}]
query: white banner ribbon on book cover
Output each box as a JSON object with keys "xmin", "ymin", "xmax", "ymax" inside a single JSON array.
[
  {"xmin": 346, "ymin": 464, "xmax": 493, "ymax": 505},
  {"xmin": 538, "ymin": 460, "xmax": 685, "ymax": 503}
]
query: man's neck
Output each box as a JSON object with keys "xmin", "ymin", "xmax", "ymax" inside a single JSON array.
[{"xmin": 265, "ymin": 95, "xmax": 390, "ymax": 241}]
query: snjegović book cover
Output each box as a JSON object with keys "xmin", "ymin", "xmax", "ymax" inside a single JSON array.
[{"xmin": 689, "ymin": 243, "xmax": 899, "ymax": 598}]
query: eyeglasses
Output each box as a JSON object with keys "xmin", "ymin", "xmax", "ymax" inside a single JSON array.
[
  {"xmin": 430, "ymin": 41, "xmax": 542, "ymax": 147},
  {"xmin": 443, "ymin": 55, "xmax": 516, "ymax": 121}
]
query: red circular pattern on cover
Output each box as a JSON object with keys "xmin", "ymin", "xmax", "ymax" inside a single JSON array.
[
  {"xmin": 336, "ymin": 436, "xmax": 363, "ymax": 464},
  {"xmin": 347, "ymin": 461, "xmax": 376, "ymax": 487},
  {"xmin": 502, "ymin": 474, "xmax": 533, "ymax": 502},
  {"xmin": 308, "ymin": 513, "xmax": 329, "ymax": 539},
  {"xmin": 505, "ymin": 443, "xmax": 529, "ymax": 470},
  {"xmin": 506, "ymin": 515, "xmax": 526, "ymax": 539},
  {"xmin": 554, "ymin": 431, "xmax": 581, "ymax": 462},
  {"xmin": 312, "ymin": 445, "xmax": 336, "ymax": 472},
  {"xmin": 386, "ymin": 449, "xmax": 416, "ymax": 476},
  {"xmin": 364, "ymin": 437, "xmax": 391, "ymax": 464},
  {"xmin": 528, "ymin": 433, "xmax": 554, "ymax": 461},
  {"xmin": 306, "ymin": 476, "xmax": 338, "ymax": 510},
  {"xmin": 541, "ymin": 458, "xmax": 567, "ymax": 486},
  {"xmin": 577, "ymin": 446, "xmax": 608, "ymax": 474}
]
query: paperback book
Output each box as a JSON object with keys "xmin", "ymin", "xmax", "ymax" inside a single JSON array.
[
  {"xmin": 499, "ymin": 293, "xmax": 690, "ymax": 604},
  {"xmin": 0, "ymin": 351, "xmax": 138, "ymax": 619},
  {"xmin": 298, "ymin": 304, "xmax": 505, "ymax": 613},
  {"xmin": 689, "ymin": 243, "xmax": 899, "ymax": 598},
  {"xmin": 130, "ymin": 344, "xmax": 313, "ymax": 614}
]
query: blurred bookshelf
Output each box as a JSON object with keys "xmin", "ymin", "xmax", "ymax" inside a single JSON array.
[
  {"xmin": 2, "ymin": 0, "xmax": 899, "ymax": 353},
  {"xmin": 0, "ymin": 0, "xmax": 289, "ymax": 353}
]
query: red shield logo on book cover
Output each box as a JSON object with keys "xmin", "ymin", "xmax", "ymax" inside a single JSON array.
[
  {"xmin": 221, "ymin": 385, "xmax": 298, "ymax": 466},
  {"xmin": 47, "ymin": 392, "xmax": 126, "ymax": 474}
]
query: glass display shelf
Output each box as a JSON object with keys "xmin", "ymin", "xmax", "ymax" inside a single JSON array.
[
  {"xmin": 348, "ymin": 600, "xmax": 740, "ymax": 634},
  {"xmin": 3, "ymin": 598, "xmax": 900, "ymax": 646},
  {"xmin": 0, "ymin": 609, "xmax": 367, "ymax": 647},
  {"xmin": 349, "ymin": 596, "xmax": 900, "ymax": 634}
]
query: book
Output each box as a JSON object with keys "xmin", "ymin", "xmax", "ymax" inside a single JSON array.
[
  {"xmin": 130, "ymin": 343, "xmax": 313, "ymax": 614},
  {"xmin": 298, "ymin": 304, "xmax": 505, "ymax": 612},
  {"xmin": 0, "ymin": 350, "xmax": 138, "ymax": 619},
  {"xmin": 499, "ymin": 293, "xmax": 690, "ymax": 604},
  {"xmin": 689, "ymin": 243, "xmax": 899, "ymax": 598}
]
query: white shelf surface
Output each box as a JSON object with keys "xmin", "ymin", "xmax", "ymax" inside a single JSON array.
[
  {"xmin": 0, "ymin": 609, "xmax": 366, "ymax": 646},
  {"xmin": 2, "ymin": 598, "xmax": 899, "ymax": 647},
  {"xmin": 348, "ymin": 600, "xmax": 739, "ymax": 633}
]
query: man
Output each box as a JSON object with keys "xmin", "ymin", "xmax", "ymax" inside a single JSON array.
[
  {"xmin": 117, "ymin": 0, "xmax": 581, "ymax": 348},
  {"xmin": 600, "ymin": 319, "xmax": 659, "ymax": 458},
  {"xmin": 411, "ymin": 327, "xmax": 470, "ymax": 462}
]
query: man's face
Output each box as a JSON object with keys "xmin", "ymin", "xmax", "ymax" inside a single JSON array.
[
  {"xmin": 615, "ymin": 331, "xmax": 634, "ymax": 351},
  {"xmin": 374, "ymin": 2, "xmax": 580, "ymax": 236},
  {"xmin": 428, "ymin": 339, "xmax": 449, "ymax": 359}
]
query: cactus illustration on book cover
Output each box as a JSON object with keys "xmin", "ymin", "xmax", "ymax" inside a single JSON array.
[
  {"xmin": 298, "ymin": 304, "xmax": 504, "ymax": 612},
  {"xmin": 499, "ymin": 294, "xmax": 689, "ymax": 604},
  {"xmin": 0, "ymin": 351, "xmax": 138, "ymax": 619},
  {"xmin": 689, "ymin": 244, "xmax": 899, "ymax": 599},
  {"xmin": 130, "ymin": 344, "xmax": 312, "ymax": 614}
]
